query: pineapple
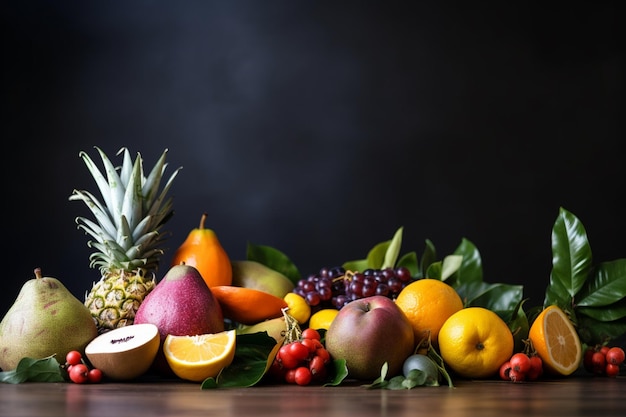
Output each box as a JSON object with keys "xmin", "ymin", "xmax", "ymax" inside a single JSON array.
[{"xmin": 69, "ymin": 146, "xmax": 181, "ymax": 333}]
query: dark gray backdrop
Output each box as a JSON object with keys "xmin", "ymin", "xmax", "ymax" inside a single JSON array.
[{"xmin": 3, "ymin": 1, "xmax": 624, "ymax": 317}]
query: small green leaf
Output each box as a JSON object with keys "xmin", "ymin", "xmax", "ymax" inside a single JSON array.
[
  {"xmin": 452, "ymin": 238, "xmax": 483, "ymax": 284},
  {"xmin": 420, "ymin": 239, "xmax": 437, "ymax": 278},
  {"xmin": 246, "ymin": 243, "xmax": 301, "ymax": 284},
  {"xmin": 0, "ymin": 356, "xmax": 64, "ymax": 384},
  {"xmin": 201, "ymin": 332, "xmax": 279, "ymax": 389},
  {"xmin": 366, "ymin": 240, "xmax": 391, "ymax": 269},
  {"xmin": 396, "ymin": 251, "xmax": 419, "ymax": 277},
  {"xmin": 382, "ymin": 227, "xmax": 403, "ymax": 269},
  {"xmin": 324, "ymin": 359, "xmax": 348, "ymax": 386},
  {"xmin": 342, "ymin": 259, "xmax": 369, "ymax": 273},
  {"xmin": 362, "ymin": 362, "xmax": 389, "ymax": 389},
  {"xmin": 440, "ymin": 255, "xmax": 463, "ymax": 281}
]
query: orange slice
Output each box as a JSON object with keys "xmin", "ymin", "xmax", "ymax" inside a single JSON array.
[
  {"xmin": 528, "ymin": 305, "xmax": 582, "ymax": 376},
  {"xmin": 163, "ymin": 330, "xmax": 236, "ymax": 382}
]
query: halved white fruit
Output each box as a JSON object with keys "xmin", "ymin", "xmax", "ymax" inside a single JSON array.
[{"xmin": 85, "ymin": 323, "xmax": 160, "ymax": 381}]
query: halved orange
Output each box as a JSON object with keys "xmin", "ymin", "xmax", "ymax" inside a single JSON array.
[
  {"xmin": 528, "ymin": 305, "xmax": 582, "ymax": 376},
  {"xmin": 163, "ymin": 330, "xmax": 236, "ymax": 382},
  {"xmin": 210, "ymin": 285, "xmax": 288, "ymax": 325}
]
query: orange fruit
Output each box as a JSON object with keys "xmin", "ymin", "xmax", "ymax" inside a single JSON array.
[
  {"xmin": 210, "ymin": 285, "xmax": 288, "ymax": 325},
  {"xmin": 528, "ymin": 305, "xmax": 582, "ymax": 376},
  {"xmin": 394, "ymin": 278, "xmax": 464, "ymax": 345},
  {"xmin": 438, "ymin": 307, "xmax": 514, "ymax": 379},
  {"xmin": 163, "ymin": 329, "xmax": 236, "ymax": 382},
  {"xmin": 170, "ymin": 213, "xmax": 232, "ymax": 288}
]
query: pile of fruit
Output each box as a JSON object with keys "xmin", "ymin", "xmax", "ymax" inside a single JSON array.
[{"xmin": 1, "ymin": 147, "xmax": 626, "ymax": 388}]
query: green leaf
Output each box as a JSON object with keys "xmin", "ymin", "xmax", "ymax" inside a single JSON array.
[
  {"xmin": 576, "ymin": 259, "xmax": 626, "ymax": 307},
  {"xmin": 420, "ymin": 239, "xmax": 437, "ymax": 278},
  {"xmin": 577, "ymin": 297, "xmax": 626, "ymax": 321},
  {"xmin": 201, "ymin": 332, "xmax": 279, "ymax": 389},
  {"xmin": 246, "ymin": 243, "xmax": 301, "ymax": 284},
  {"xmin": 382, "ymin": 227, "xmax": 403, "ymax": 269},
  {"xmin": 453, "ymin": 238, "xmax": 483, "ymax": 284},
  {"xmin": 546, "ymin": 207, "xmax": 592, "ymax": 305},
  {"xmin": 362, "ymin": 362, "xmax": 389, "ymax": 389},
  {"xmin": 463, "ymin": 282, "xmax": 524, "ymax": 313},
  {"xmin": 440, "ymin": 255, "xmax": 463, "ymax": 281},
  {"xmin": 342, "ymin": 258, "xmax": 369, "ymax": 273},
  {"xmin": 396, "ymin": 251, "xmax": 419, "ymax": 278},
  {"xmin": 576, "ymin": 315, "xmax": 626, "ymax": 345},
  {"xmin": 323, "ymin": 359, "xmax": 349, "ymax": 386},
  {"xmin": 425, "ymin": 261, "xmax": 443, "ymax": 280},
  {"xmin": 366, "ymin": 240, "xmax": 391, "ymax": 269},
  {"xmin": 0, "ymin": 356, "xmax": 64, "ymax": 384}
]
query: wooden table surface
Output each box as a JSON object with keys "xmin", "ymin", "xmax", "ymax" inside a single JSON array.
[{"xmin": 1, "ymin": 374, "xmax": 624, "ymax": 417}]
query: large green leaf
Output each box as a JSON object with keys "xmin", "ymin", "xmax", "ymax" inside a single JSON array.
[
  {"xmin": 457, "ymin": 281, "xmax": 523, "ymax": 312},
  {"xmin": 576, "ymin": 259, "xmax": 626, "ymax": 307},
  {"xmin": 381, "ymin": 227, "xmax": 403, "ymax": 269},
  {"xmin": 247, "ymin": 243, "xmax": 301, "ymax": 284},
  {"xmin": 577, "ymin": 297, "xmax": 626, "ymax": 321},
  {"xmin": 576, "ymin": 315, "xmax": 626, "ymax": 345},
  {"xmin": 546, "ymin": 207, "xmax": 592, "ymax": 302}
]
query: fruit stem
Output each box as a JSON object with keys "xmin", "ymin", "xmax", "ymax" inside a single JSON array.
[
  {"xmin": 281, "ymin": 307, "xmax": 302, "ymax": 343},
  {"xmin": 199, "ymin": 213, "xmax": 207, "ymax": 229},
  {"xmin": 34, "ymin": 267, "xmax": 43, "ymax": 279}
]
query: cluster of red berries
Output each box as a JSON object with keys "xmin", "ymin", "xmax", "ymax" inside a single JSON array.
[
  {"xmin": 63, "ymin": 350, "xmax": 103, "ymax": 384},
  {"xmin": 583, "ymin": 345, "xmax": 625, "ymax": 377},
  {"xmin": 269, "ymin": 328, "xmax": 332, "ymax": 386},
  {"xmin": 499, "ymin": 352, "xmax": 544, "ymax": 382}
]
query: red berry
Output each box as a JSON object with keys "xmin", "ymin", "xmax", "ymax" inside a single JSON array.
[
  {"xmin": 605, "ymin": 347, "xmax": 625, "ymax": 365},
  {"xmin": 309, "ymin": 355, "xmax": 327, "ymax": 379},
  {"xmin": 527, "ymin": 356, "xmax": 543, "ymax": 380},
  {"xmin": 294, "ymin": 366, "xmax": 312, "ymax": 386},
  {"xmin": 510, "ymin": 352, "xmax": 531, "ymax": 374},
  {"xmin": 605, "ymin": 363, "xmax": 620, "ymax": 378},
  {"xmin": 508, "ymin": 368, "xmax": 526, "ymax": 383},
  {"xmin": 315, "ymin": 347, "xmax": 331, "ymax": 364},
  {"xmin": 592, "ymin": 351, "xmax": 606, "ymax": 375},
  {"xmin": 600, "ymin": 345, "xmax": 610, "ymax": 356},
  {"xmin": 289, "ymin": 341, "xmax": 311, "ymax": 362},
  {"xmin": 65, "ymin": 350, "xmax": 82, "ymax": 366},
  {"xmin": 583, "ymin": 348, "xmax": 595, "ymax": 373},
  {"xmin": 87, "ymin": 368, "xmax": 103, "ymax": 383},
  {"xmin": 68, "ymin": 364, "xmax": 89, "ymax": 384},
  {"xmin": 301, "ymin": 328, "xmax": 321, "ymax": 341},
  {"xmin": 278, "ymin": 344, "xmax": 300, "ymax": 369},
  {"xmin": 284, "ymin": 368, "xmax": 297, "ymax": 384},
  {"xmin": 499, "ymin": 361, "xmax": 512, "ymax": 381}
]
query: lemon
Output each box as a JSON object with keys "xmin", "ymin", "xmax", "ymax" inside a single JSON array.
[
  {"xmin": 438, "ymin": 307, "xmax": 514, "ymax": 379},
  {"xmin": 163, "ymin": 330, "xmax": 236, "ymax": 382},
  {"xmin": 283, "ymin": 292, "xmax": 311, "ymax": 325},
  {"xmin": 308, "ymin": 308, "xmax": 339, "ymax": 331}
]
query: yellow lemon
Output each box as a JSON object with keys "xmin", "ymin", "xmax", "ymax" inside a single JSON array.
[
  {"xmin": 438, "ymin": 307, "xmax": 514, "ymax": 379},
  {"xmin": 528, "ymin": 305, "xmax": 582, "ymax": 376},
  {"xmin": 394, "ymin": 278, "xmax": 464, "ymax": 345},
  {"xmin": 283, "ymin": 292, "xmax": 311, "ymax": 325},
  {"xmin": 163, "ymin": 330, "xmax": 236, "ymax": 382},
  {"xmin": 308, "ymin": 308, "xmax": 339, "ymax": 331}
]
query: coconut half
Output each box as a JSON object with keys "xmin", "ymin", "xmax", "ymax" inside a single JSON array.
[{"xmin": 85, "ymin": 323, "xmax": 160, "ymax": 380}]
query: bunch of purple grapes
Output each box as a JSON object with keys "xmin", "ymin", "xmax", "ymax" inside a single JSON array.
[{"xmin": 293, "ymin": 265, "xmax": 414, "ymax": 311}]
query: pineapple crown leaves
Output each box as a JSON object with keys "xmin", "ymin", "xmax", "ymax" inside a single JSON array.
[{"xmin": 69, "ymin": 146, "xmax": 182, "ymax": 274}]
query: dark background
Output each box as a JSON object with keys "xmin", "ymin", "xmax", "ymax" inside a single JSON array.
[{"xmin": 2, "ymin": 1, "xmax": 624, "ymax": 318}]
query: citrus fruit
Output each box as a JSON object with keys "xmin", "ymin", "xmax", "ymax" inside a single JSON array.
[
  {"xmin": 283, "ymin": 293, "xmax": 311, "ymax": 325},
  {"xmin": 163, "ymin": 329, "xmax": 236, "ymax": 382},
  {"xmin": 210, "ymin": 285, "xmax": 288, "ymax": 325},
  {"xmin": 438, "ymin": 307, "xmax": 514, "ymax": 379},
  {"xmin": 528, "ymin": 305, "xmax": 582, "ymax": 376},
  {"xmin": 394, "ymin": 278, "xmax": 464, "ymax": 344},
  {"xmin": 308, "ymin": 308, "xmax": 339, "ymax": 331}
]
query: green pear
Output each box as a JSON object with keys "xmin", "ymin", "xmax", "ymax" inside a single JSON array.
[
  {"xmin": 0, "ymin": 268, "xmax": 98, "ymax": 371},
  {"xmin": 231, "ymin": 260, "xmax": 295, "ymax": 298}
]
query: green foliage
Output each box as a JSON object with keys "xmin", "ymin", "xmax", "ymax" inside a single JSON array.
[
  {"xmin": 542, "ymin": 207, "xmax": 626, "ymax": 345},
  {"xmin": 0, "ymin": 356, "xmax": 65, "ymax": 384}
]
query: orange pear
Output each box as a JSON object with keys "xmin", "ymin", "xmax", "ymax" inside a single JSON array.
[{"xmin": 170, "ymin": 213, "xmax": 232, "ymax": 288}]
